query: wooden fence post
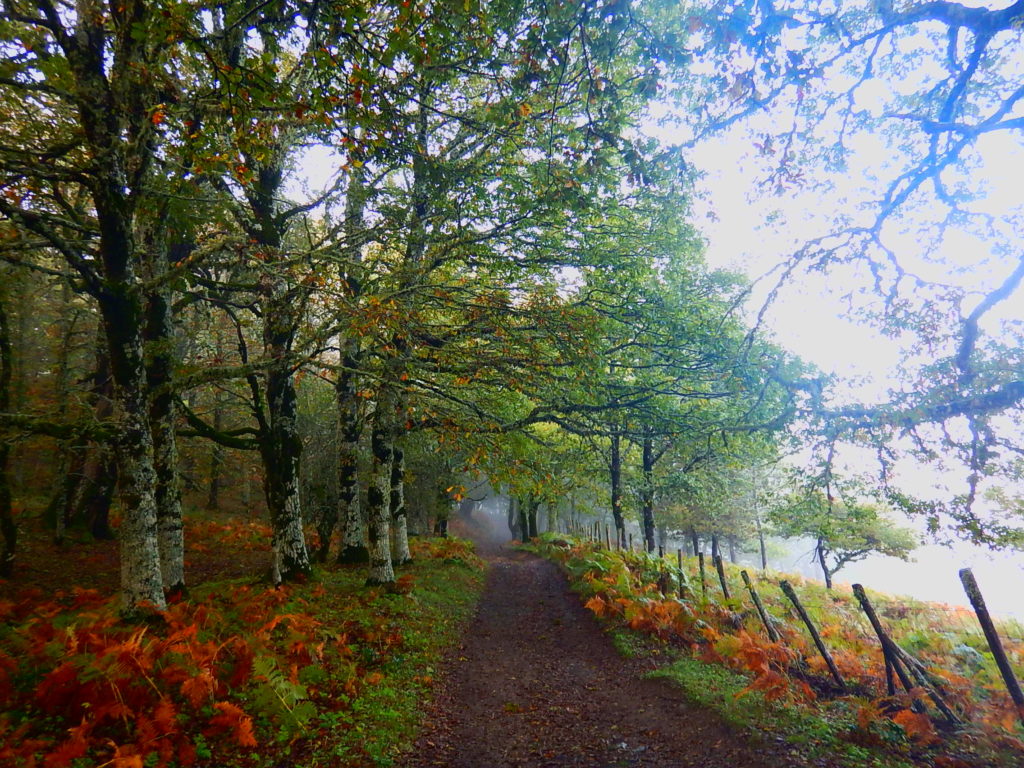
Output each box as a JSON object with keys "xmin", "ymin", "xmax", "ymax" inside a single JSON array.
[
  {"xmin": 713, "ymin": 554, "xmax": 731, "ymax": 600},
  {"xmin": 741, "ymin": 570, "xmax": 779, "ymax": 642},
  {"xmin": 779, "ymin": 580, "xmax": 845, "ymax": 691},
  {"xmin": 854, "ymin": 584, "xmax": 927, "ymax": 714},
  {"xmin": 960, "ymin": 568, "xmax": 1024, "ymax": 721}
]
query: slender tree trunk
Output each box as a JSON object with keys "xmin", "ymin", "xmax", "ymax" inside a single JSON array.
[
  {"xmin": 711, "ymin": 533, "xmax": 720, "ymax": 561},
  {"xmin": 690, "ymin": 527, "xmax": 700, "ymax": 556},
  {"xmin": 206, "ymin": 399, "xmax": 224, "ymax": 510},
  {"xmin": 518, "ymin": 496, "xmax": 529, "ymax": 543},
  {"xmin": 728, "ymin": 536, "xmax": 738, "ymax": 564},
  {"xmin": 817, "ymin": 537, "xmax": 833, "ymax": 590},
  {"xmin": 641, "ymin": 436, "xmax": 656, "ymax": 552},
  {"xmin": 0, "ymin": 296, "xmax": 15, "ymax": 576},
  {"xmin": 366, "ymin": 393, "xmax": 396, "ymax": 586},
  {"xmin": 610, "ymin": 432, "xmax": 624, "ymax": 546},
  {"xmin": 391, "ymin": 446, "xmax": 411, "ymax": 565},
  {"xmin": 755, "ymin": 513, "xmax": 768, "ymax": 570}
]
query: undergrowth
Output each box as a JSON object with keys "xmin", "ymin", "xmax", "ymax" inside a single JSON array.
[
  {"xmin": 530, "ymin": 533, "xmax": 1024, "ymax": 768},
  {"xmin": 0, "ymin": 535, "xmax": 484, "ymax": 767}
]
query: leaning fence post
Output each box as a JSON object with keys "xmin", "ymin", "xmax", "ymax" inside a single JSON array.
[
  {"xmin": 853, "ymin": 584, "xmax": 926, "ymax": 714},
  {"xmin": 713, "ymin": 554, "xmax": 731, "ymax": 600},
  {"xmin": 742, "ymin": 570, "xmax": 779, "ymax": 642},
  {"xmin": 960, "ymin": 568, "xmax": 1024, "ymax": 721},
  {"xmin": 779, "ymin": 580, "xmax": 845, "ymax": 691}
]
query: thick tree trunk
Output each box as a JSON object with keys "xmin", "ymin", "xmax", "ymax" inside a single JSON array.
[
  {"xmin": 610, "ymin": 432, "xmax": 624, "ymax": 546},
  {"xmin": 518, "ymin": 497, "xmax": 529, "ymax": 543},
  {"xmin": 711, "ymin": 533, "xmax": 720, "ymax": 561},
  {"xmin": 527, "ymin": 498, "xmax": 539, "ymax": 539},
  {"xmin": 641, "ymin": 436, "xmax": 656, "ymax": 553},
  {"xmin": 366, "ymin": 393, "xmax": 395, "ymax": 586},
  {"xmin": 145, "ymin": 287, "xmax": 185, "ymax": 595},
  {"xmin": 507, "ymin": 496, "xmax": 521, "ymax": 539},
  {"xmin": 261, "ymin": 354, "xmax": 311, "ymax": 584},
  {"xmin": 101, "ymin": 286, "xmax": 166, "ymax": 613},
  {"xmin": 390, "ymin": 446, "xmax": 411, "ymax": 565}
]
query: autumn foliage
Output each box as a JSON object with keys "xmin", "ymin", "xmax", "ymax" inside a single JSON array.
[
  {"xmin": 540, "ymin": 536, "xmax": 1024, "ymax": 763},
  {"xmin": 0, "ymin": 528, "xmax": 483, "ymax": 767}
]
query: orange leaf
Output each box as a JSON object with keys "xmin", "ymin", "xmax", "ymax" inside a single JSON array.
[
  {"xmin": 893, "ymin": 709, "xmax": 938, "ymax": 745},
  {"xmin": 208, "ymin": 701, "xmax": 257, "ymax": 747}
]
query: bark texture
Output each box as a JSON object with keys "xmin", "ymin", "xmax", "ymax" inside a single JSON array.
[
  {"xmin": 365, "ymin": 393, "xmax": 395, "ymax": 585},
  {"xmin": 390, "ymin": 447, "xmax": 411, "ymax": 565}
]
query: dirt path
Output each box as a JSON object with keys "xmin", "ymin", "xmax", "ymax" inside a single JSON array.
[{"xmin": 406, "ymin": 542, "xmax": 828, "ymax": 768}]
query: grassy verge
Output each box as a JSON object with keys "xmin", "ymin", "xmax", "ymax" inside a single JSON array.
[{"xmin": 0, "ymin": 535, "xmax": 485, "ymax": 768}]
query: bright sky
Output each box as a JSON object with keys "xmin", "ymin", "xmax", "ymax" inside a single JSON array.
[{"xmin": 685, "ymin": 117, "xmax": 1024, "ymax": 619}]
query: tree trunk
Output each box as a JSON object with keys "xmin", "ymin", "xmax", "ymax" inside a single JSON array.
[
  {"xmin": 690, "ymin": 528, "xmax": 700, "ymax": 556},
  {"xmin": 206, "ymin": 400, "xmax": 224, "ymax": 510},
  {"xmin": 711, "ymin": 533, "xmax": 720, "ymax": 561},
  {"xmin": 755, "ymin": 514, "xmax": 768, "ymax": 570},
  {"xmin": 641, "ymin": 436, "xmax": 656, "ymax": 552},
  {"xmin": 0, "ymin": 296, "xmax": 15, "ymax": 576},
  {"xmin": 391, "ymin": 446, "xmax": 411, "ymax": 565},
  {"xmin": 366, "ymin": 393, "xmax": 396, "ymax": 586},
  {"xmin": 527, "ymin": 498, "xmax": 539, "ymax": 539},
  {"xmin": 259, "ymin": 251, "xmax": 312, "ymax": 583},
  {"xmin": 335, "ymin": 342, "xmax": 367, "ymax": 563},
  {"xmin": 817, "ymin": 537, "xmax": 833, "ymax": 590},
  {"xmin": 610, "ymin": 432, "xmax": 624, "ymax": 546},
  {"xmin": 507, "ymin": 496, "xmax": 521, "ymax": 539},
  {"xmin": 101, "ymin": 284, "xmax": 166, "ymax": 613},
  {"xmin": 728, "ymin": 536, "xmax": 738, "ymax": 564},
  {"xmin": 144, "ymin": 286, "xmax": 185, "ymax": 596}
]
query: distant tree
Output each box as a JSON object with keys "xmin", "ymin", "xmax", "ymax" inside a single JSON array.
[{"xmin": 770, "ymin": 483, "xmax": 917, "ymax": 590}]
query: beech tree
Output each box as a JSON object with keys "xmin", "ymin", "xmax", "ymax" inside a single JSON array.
[{"xmin": 769, "ymin": 481, "xmax": 917, "ymax": 590}]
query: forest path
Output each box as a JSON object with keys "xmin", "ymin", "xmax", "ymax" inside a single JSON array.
[{"xmin": 404, "ymin": 533, "xmax": 828, "ymax": 768}]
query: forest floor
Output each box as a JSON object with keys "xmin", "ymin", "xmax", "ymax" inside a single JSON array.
[{"xmin": 406, "ymin": 520, "xmax": 839, "ymax": 768}]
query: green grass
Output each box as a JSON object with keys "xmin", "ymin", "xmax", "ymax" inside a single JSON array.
[{"xmin": 647, "ymin": 656, "xmax": 913, "ymax": 768}]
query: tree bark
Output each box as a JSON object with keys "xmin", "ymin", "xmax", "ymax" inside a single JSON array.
[
  {"xmin": 206, "ymin": 399, "xmax": 224, "ymax": 511},
  {"xmin": 610, "ymin": 432, "xmax": 624, "ymax": 546},
  {"xmin": 144, "ymin": 285, "xmax": 185, "ymax": 596},
  {"xmin": 641, "ymin": 435, "xmax": 656, "ymax": 552},
  {"xmin": 527, "ymin": 498, "xmax": 539, "ymax": 539},
  {"xmin": 366, "ymin": 393, "xmax": 396, "ymax": 586},
  {"xmin": 816, "ymin": 537, "xmax": 833, "ymax": 590},
  {"xmin": 391, "ymin": 446, "xmax": 411, "ymax": 565},
  {"xmin": 260, "ymin": 336, "xmax": 311, "ymax": 583},
  {"xmin": 755, "ymin": 513, "xmax": 768, "ymax": 570},
  {"xmin": 690, "ymin": 527, "xmax": 700, "ymax": 556},
  {"xmin": 0, "ymin": 296, "xmax": 15, "ymax": 576},
  {"xmin": 507, "ymin": 496, "xmax": 521, "ymax": 539}
]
